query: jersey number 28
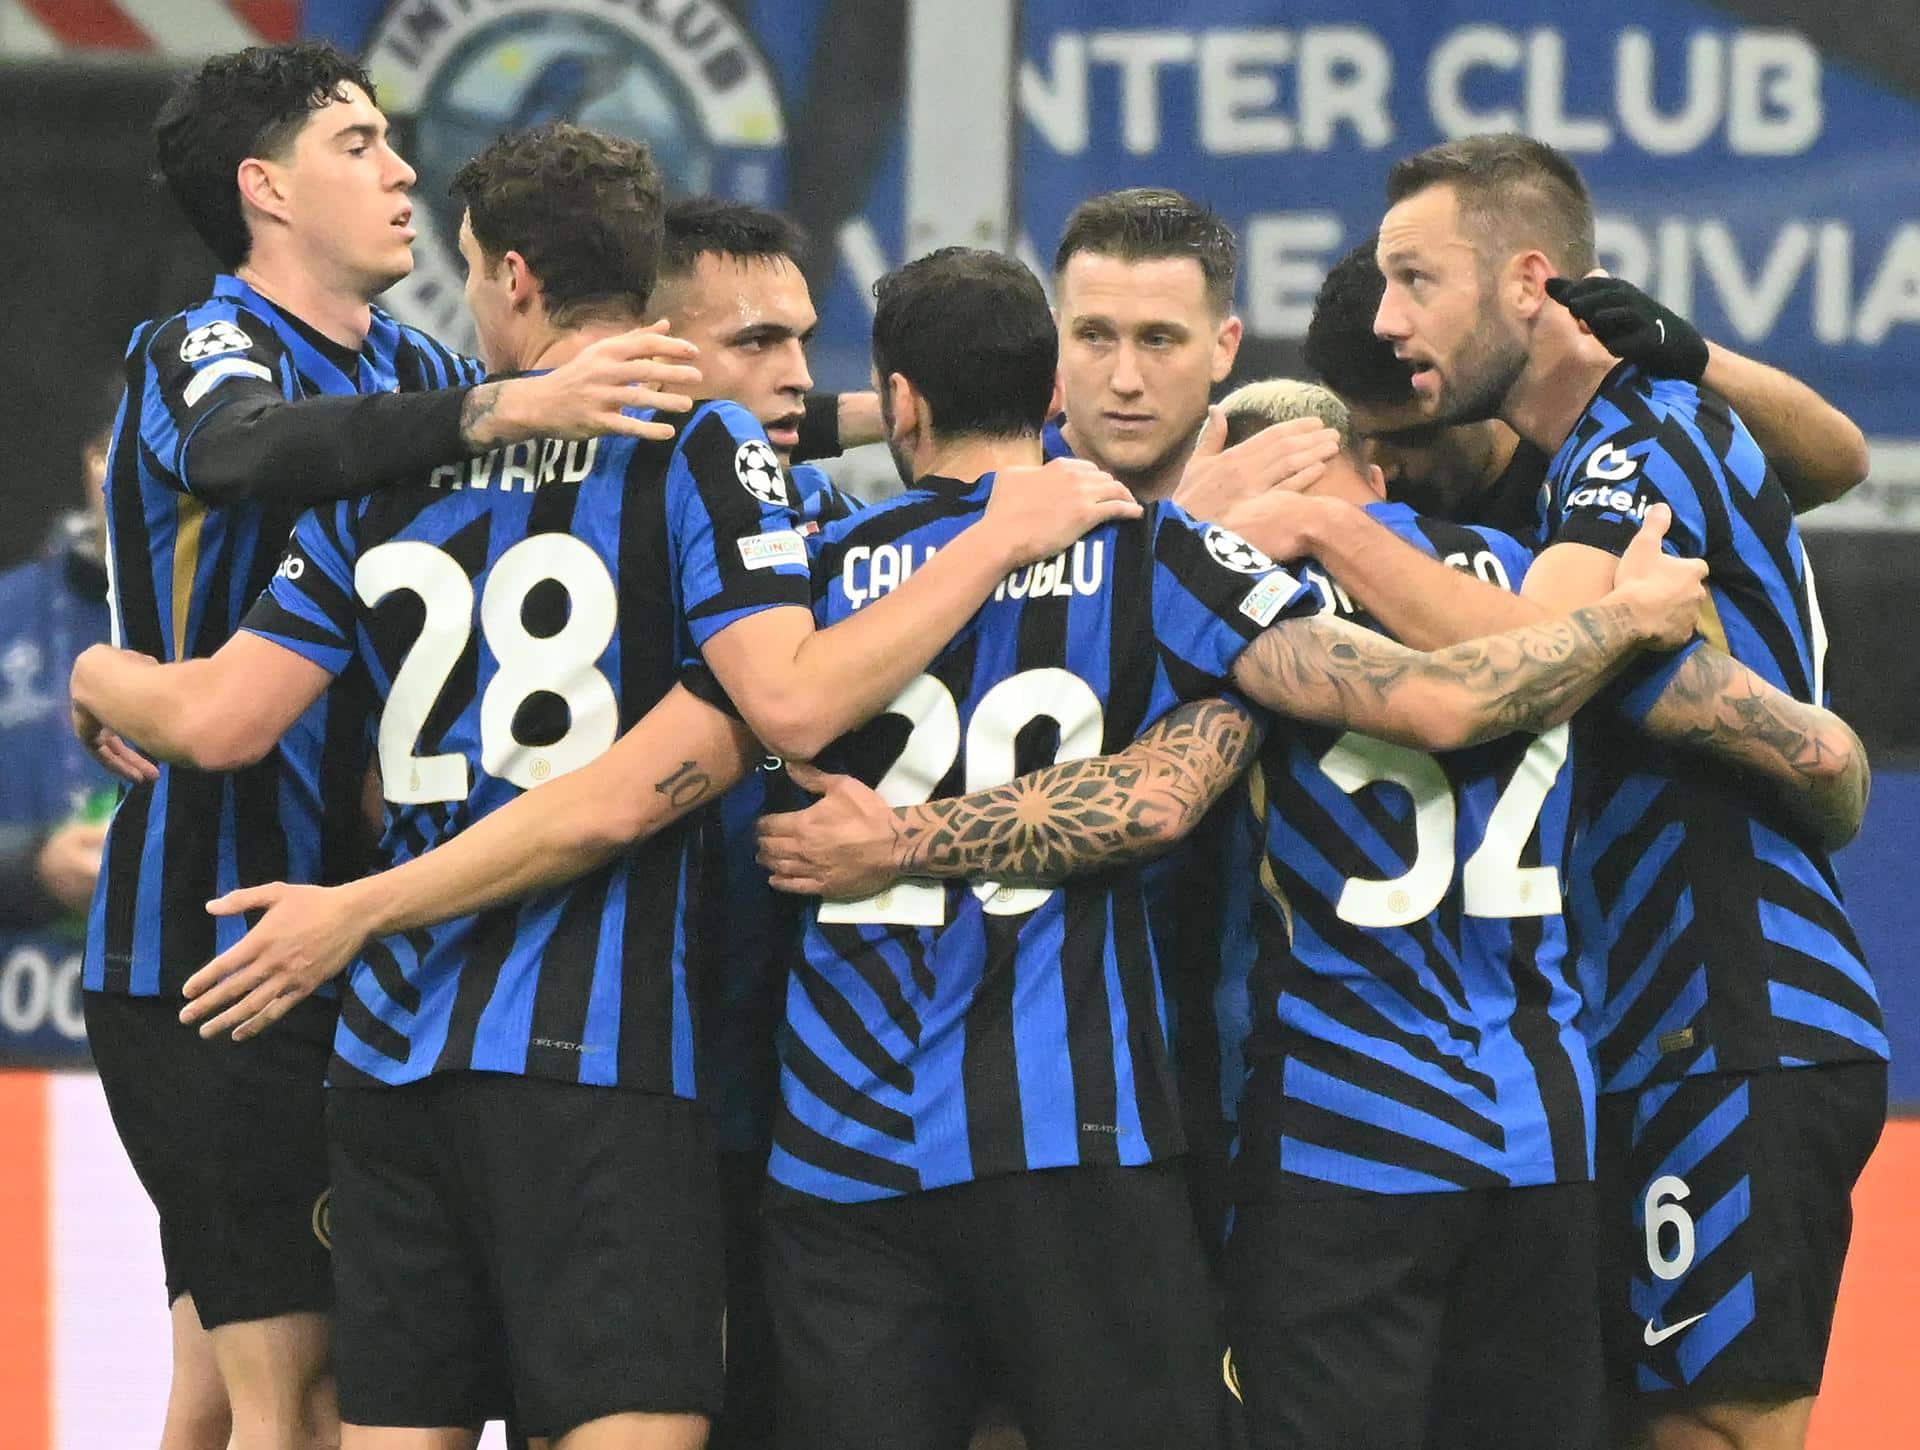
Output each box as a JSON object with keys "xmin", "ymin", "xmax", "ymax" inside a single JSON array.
[{"xmin": 357, "ymin": 536, "xmax": 618, "ymax": 803}]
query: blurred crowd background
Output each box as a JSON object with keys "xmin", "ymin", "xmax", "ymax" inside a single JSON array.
[{"xmin": 0, "ymin": 2, "xmax": 1913, "ymax": 1444}]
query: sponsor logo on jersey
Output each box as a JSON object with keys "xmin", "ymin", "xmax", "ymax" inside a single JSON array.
[
  {"xmin": 179, "ymin": 320, "xmax": 252, "ymax": 362},
  {"xmin": 365, "ymin": 0, "xmax": 786, "ymax": 346},
  {"xmin": 735, "ymin": 438, "xmax": 788, "ymax": 505},
  {"xmin": 1584, "ymin": 441, "xmax": 1639, "ymax": 483},
  {"xmin": 1204, "ymin": 524, "xmax": 1277, "ymax": 575},
  {"xmin": 1565, "ymin": 482, "xmax": 1653, "ymax": 520}
]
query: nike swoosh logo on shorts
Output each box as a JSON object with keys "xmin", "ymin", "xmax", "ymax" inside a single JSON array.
[{"xmin": 1643, "ymin": 1312, "xmax": 1707, "ymax": 1347}]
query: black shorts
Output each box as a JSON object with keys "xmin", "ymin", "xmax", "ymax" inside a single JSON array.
[
  {"xmin": 327, "ymin": 1073, "xmax": 724, "ymax": 1438},
  {"xmin": 765, "ymin": 1159, "xmax": 1223, "ymax": 1450},
  {"xmin": 82, "ymin": 987, "xmax": 334, "ymax": 1329},
  {"xmin": 1597, "ymin": 1062, "xmax": 1886, "ymax": 1415},
  {"xmin": 710, "ymin": 1148, "xmax": 775, "ymax": 1450},
  {"xmin": 1224, "ymin": 1180, "xmax": 1604, "ymax": 1450}
]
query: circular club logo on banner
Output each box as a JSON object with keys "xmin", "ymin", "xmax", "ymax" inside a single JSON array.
[{"xmin": 366, "ymin": 0, "xmax": 788, "ymax": 345}]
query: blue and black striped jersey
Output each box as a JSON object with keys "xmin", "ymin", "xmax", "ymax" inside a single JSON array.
[
  {"xmin": 87, "ymin": 275, "xmax": 479, "ymax": 997},
  {"xmin": 1237, "ymin": 504, "xmax": 1594, "ymax": 1197},
  {"xmin": 1545, "ymin": 364, "xmax": 1886, "ymax": 1091},
  {"xmin": 243, "ymin": 400, "xmax": 812, "ymax": 1091},
  {"xmin": 770, "ymin": 475, "xmax": 1317, "ymax": 1203},
  {"xmin": 698, "ymin": 463, "xmax": 863, "ymax": 1153}
]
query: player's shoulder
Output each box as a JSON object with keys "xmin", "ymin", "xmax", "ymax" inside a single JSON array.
[
  {"xmin": 143, "ymin": 290, "xmax": 283, "ymax": 371},
  {"xmin": 375, "ymin": 308, "xmax": 484, "ymax": 384},
  {"xmin": 788, "ymin": 463, "xmax": 862, "ymax": 526}
]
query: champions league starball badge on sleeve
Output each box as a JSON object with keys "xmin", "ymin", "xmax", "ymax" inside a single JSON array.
[{"xmin": 364, "ymin": 0, "xmax": 788, "ymax": 346}]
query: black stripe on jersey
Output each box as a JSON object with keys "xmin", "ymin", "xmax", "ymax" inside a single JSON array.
[
  {"xmin": 1060, "ymin": 886, "xmax": 1121, "ymax": 1166},
  {"xmin": 617, "ymin": 437, "xmax": 678, "ymax": 710},
  {"xmin": 784, "ymin": 1032, "xmax": 915, "ymax": 1145},
  {"xmin": 1104, "ymin": 521, "xmax": 1158, "ymax": 743},
  {"xmin": 1110, "ymin": 883, "xmax": 1181, "ymax": 1158},
  {"xmin": 1266, "ymin": 1091, "xmax": 1507, "ymax": 1191},
  {"xmin": 779, "ymin": 1111, "xmax": 920, "ymax": 1195},
  {"xmin": 524, "ymin": 870, "xmax": 614, "ymax": 1082},
  {"xmin": 97, "ymin": 785, "xmax": 151, "ymax": 994},
  {"xmin": 617, "ymin": 833, "xmax": 683, "ymax": 1093},
  {"xmin": 792, "ymin": 951, "xmax": 915, "ymax": 1098},
  {"xmin": 316, "ymin": 666, "xmax": 376, "ymax": 887},
  {"xmin": 1506, "ymin": 908, "xmax": 1588, "ymax": 1177},
  {"xmin": 156, "ymin": 770, "xmax": 222, "ymax": 976},
  {"xmin": 361, "ymin": 936, "xmax": 422, "ymax": 1017},
  {"xmin": 434, "ymin": 902, "xmax": 523, "ymax": 1073},
  {"xmin": 340, "ymin": 978, "xmax": 412, "ymax": 1065},
  {"xmin": 1269, "ymin": 969, "xmax": 1503, "ymax": 1146}
]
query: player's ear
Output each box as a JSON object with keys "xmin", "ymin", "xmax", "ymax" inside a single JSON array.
[
  {"xmin": 235, "ymin": 157, "xmax": 291, "ymax": 228},
  {"xmin": 1363, "ymin": 461, "xmax": 1388, "ymax": 501},
  {"xmin": 1211, "ymin": 313, "xmax": 1243, "ymax": 385},
  {"xmin": 503, "ymin": 251, "xmax": 539, "ymax": 314},
  {"xmin": 1512, "ymin": 251, "xmax": 1555, "ymax": 321},
  {"xmin": 885, "ymin": 372, "xmax": 918, "ymax": 440}
]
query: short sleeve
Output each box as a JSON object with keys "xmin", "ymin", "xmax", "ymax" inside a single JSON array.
[
  {"xmin": 1465, "ymin": 525, "xmax": 1538, "ymax": 590},
  {"xmin": 1148, "ymin": 504, "xmax": 1318, "ymax": 692},
  {"xmin": 665, "ymin": 401, "xmax": 814, "ymax": 648},
  {"xmin": 143, "ymin": 308, "xmax": 293, "ymax": 493},
  {"xmin": 239, "ymin": 504, "xmax": 359, "ymax": 677}
]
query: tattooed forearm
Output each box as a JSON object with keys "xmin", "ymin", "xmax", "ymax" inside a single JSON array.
[
  {"xmin": 458, "ymin": 381, "xmax": 504, "ymax": 447},
  {"xmin": 1642, "ymin": 646, "xmax": 1869, "ymax": 849},
  {"xmin": 890, "ymin": 697, "xmax": 1260, "ymax": 886},
  {"xmin": 654, "ymin": 760, "xmax": 716, "ymax": 810},
  {"xmin": 1230, "ymin": 602, "xmax": 1646, "ymax": 751}
]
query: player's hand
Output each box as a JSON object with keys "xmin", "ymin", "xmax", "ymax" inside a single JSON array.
[
  {"xmin": 1607, "ymin": 504, "xmax": 1709, "ymax": 649},
  {"xmin": 470, "ymin": 321, "xmax": 703, "ymax": 446},
  {"xmin": 1546, "ymin": 275, "xmax": 1709, "ymax": 383},
  {"xmin": 1215, "ymin": 489, "xmax": 1345, "ymax": 566},
  {"xmin": 69, "ymin": 675, "xmax": 158, "ymax": 785},
  {"xmin": 34, "ymin": 822, "xmax": 108, "ymax": 913},
  {"xmin": 1172, "ymin": 408, "xmax": 1341, "ymax": 522},
  {"xmin": 978, "ymin": 458, "xmax": 1142, "ymax": 566},
  {"xmin": 756, "ymin": 763, "xmax": 908, "ymax": 899},
  {"xmin": 180, "ymin": 882, "xmax": 369, "ymax": 1039}
]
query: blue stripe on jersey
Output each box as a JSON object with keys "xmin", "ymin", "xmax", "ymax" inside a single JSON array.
[
  {"xmin": 1238, "ymin": 503, "xmax": 1594, "ymax": 1196},
  {"xmin": 1547, "ymin": 363, "xmax": 1884, "ymax": 1086},
  {"xmin": 242, "ymin": 399, "xmax": 810, "ymax": 1091},
  {"xmin": 88, "ymin": 276, "xmax": 482, "ymax": 996},
  {"xmin": 771, "ymin": 477, "xmax": 1314, "ymax": 1201}
]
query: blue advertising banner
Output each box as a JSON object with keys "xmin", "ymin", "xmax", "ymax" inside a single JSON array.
[{"xmin": 299, "ymin": 1, "xmax": 1920, "ymax": 445}]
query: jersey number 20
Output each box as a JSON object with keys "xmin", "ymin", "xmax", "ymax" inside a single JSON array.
[{"xmin": 818, "ymin": 669, "xmax": 1104, "ymax": 927}]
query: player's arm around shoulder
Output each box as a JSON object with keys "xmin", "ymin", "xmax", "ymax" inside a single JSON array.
[
  {"xmin": 178, "ymin": 681, "xmax": 758, "ymax": 1042},
  {"xmin": 1231, "ymin": 506, "xmax": 1706, "ymax": 752},
  {"xmin": 702, "ymin": 455, "xmax": 1140, "ymax": 761}
]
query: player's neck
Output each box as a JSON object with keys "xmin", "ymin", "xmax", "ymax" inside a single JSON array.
[
  {"xmin": 1501, "ymin": 329, "xmax": 1616, "ymax": 456},
  {"xmin": 918, "ymin": 433, "xmax": 1043, "ymax": 484},
  {"xmin": 1058, "ymin": 416, "xmax": 1192, "ymax": 504},
  {"xmin": 233, "ymin": 255, "xmax": 373, "ymax": 353},
  {"xmin": 526, "ymin": 318, "xmax": 638, "ymax": 374}
]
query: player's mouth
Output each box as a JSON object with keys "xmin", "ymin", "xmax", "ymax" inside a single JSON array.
[
  {"xmin": 765, "ymin": 411, "xmax": 803, "ymax": 451},
  {"xmin": 1396, "ymin": 351, "xmax": 1439, "ymax": 395},
  {"xmin": 1103, "ymin": 410, "xmax": 1156, "ymax": 434},
  {"xmin": 391, "ymin": 206, "xmax": 416, "ymax": 242}
]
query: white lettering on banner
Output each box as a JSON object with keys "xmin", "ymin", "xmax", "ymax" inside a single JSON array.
[
  {"xmin": 1021, "ymin": 26, "xmax": 1392, "ymax": 157},
  {"xmin": 1616, "ymin": 30, "xmax": 1723, "ymax": 156},
  {"xmin": 1087, "ymin": 30, "xmax": 1195, "ymax": 154},
  {"xmin": 1425, "ymin": 25, "xmax": 1822, "ymax": 156},
  {"xmin": 1592, "ymin": 217, "xmax": 1920, "ymax": 348},
  {"xmin": 1247, "ymin": 213, "xmax": 1345, "ymax": 336}
]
